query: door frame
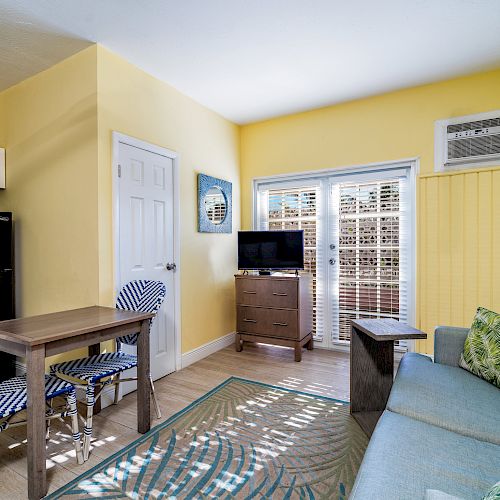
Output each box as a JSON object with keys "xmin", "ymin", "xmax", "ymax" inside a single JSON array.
[
  {"xmin": 112, "ymin": 131, "xmax": 182, "ymax": 371},
  {"xmin": 252, "ymin": 157, "xmax": 418, "ymax": 352}
]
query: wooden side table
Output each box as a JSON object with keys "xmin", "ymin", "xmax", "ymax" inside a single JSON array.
[{"xmin": 350, "ymin": 319, "xmax": 426, "ymax": 437}]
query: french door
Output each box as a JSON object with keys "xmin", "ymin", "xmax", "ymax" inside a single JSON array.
[{"xmin": 255, "ymin": 163, "xmax": 415, "ymax": 350}]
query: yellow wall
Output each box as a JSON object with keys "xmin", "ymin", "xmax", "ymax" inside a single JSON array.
[
  {"xmin": 0, "ymin": 44, "xmax": 239, "ymax": 368},
  {"xmin": 241, "ymin": 69, "xmax": 500, "ymax": 352},
  {"xmin": 2, "ymin": 43, "xmax": 498, "ymax": 359},
  {"xmin": 0, "ymin": 46, "xmax": 99, "ymax": 316},
  {"xmin": 0, "ymin": 94, "xmax": 5, "ymax": 155},
  {"xmin": 96, "ymin": 46, "xmax": 240, "ymax": 353},
  {"xmin": 0, "ymin": 46, "xmax": 99, "ymax": 366}
]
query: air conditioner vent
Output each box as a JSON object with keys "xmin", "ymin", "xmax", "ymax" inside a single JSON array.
[
  {"xmin": 447, "ymin": 134, "xmax": 500, "ymax": 161},
  {"xmin": 435, "ymin": 111, "xmax": 500, "ymax": 172},
  {"xmin": 447, "ymin": 117, "xmax": 500, "ymax": 133}
]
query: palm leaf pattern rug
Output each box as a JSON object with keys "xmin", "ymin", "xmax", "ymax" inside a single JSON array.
[{"xmin": 48, "ymin": 377, "xmax": 368, "ymax": 499}]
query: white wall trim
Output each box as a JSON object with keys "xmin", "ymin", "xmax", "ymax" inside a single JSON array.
[
  {"xmin": 181, "ymin": 332, "xmax": 235, "ymax": 369},
  {"xmin": 112, "ymin": 131, "xmax": 182, "ymax": 372},
  {"xmin": 0, "ymin": 147, "xmax": 5, "ymax": 189}
]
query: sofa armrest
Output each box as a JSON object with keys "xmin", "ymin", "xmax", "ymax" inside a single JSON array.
[{"xmin": 434, "ymin": 326, "xmax": 469, "ymax": 367}]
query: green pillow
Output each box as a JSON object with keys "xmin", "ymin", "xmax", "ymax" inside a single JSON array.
[
  {"xmin": 459, "ymin": 307, "xmax": 500, "ymax": 388},
  {"xmin": 482, "ymin": 481, "xmax": 500, "ymax": 500}
]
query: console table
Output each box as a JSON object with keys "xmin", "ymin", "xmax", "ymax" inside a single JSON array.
[
  {"xmin": 235, "ymin": 274, "xmax": 313, "ymax": 361},
  {"xmin": 350, "ymin": 318, "xmax": 427, "ymax": 437}
]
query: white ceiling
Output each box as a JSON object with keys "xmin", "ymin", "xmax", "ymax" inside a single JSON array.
[{"xmin": 1, "ymin": 0, "xmax": 500, "ymax": 124}]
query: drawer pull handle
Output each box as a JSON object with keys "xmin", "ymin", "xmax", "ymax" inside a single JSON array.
[
  {"xmin": 243, "ymin": 318, "xmax": 257, "ymax": 323},
  {"xmin": 272, "ymin": 292, "xmax": 288, "ymax": 296},
  {"xmin": 243, "ymin": 291, "xmax": 257, "ymax": 294},
  {"xmin": 273, "ymin": 322, "xmax": 288, "ymax": 327}
]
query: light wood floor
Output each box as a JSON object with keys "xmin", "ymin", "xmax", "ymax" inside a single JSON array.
[{"xmin": 0, "ymin": 344, "xmax": 351, "ymax": 498}]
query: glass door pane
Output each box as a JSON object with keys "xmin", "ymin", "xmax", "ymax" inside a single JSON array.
[
  {"xmin": 330, "ymin": 175, "xmax": 408, "ymax": 347},
  {"xmin": 263, "ymin": 186, "xmax": 321, "ymax": 340}
]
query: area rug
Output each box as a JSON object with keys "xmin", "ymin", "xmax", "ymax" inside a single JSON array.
[{"xmin": 48, "ymin": 377, "xmax": 368, "ymax": 499}]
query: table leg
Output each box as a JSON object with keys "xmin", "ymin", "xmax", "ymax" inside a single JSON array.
[
  {"xmin": 137, "ymin": 319, "xmax": 151, "ymax": 434},
  {"xmin": 88, "ymin": 343, "xmax": 101, "ymax": 414},
  {"xmin": 26, "ymin": 344, "xmax": 47, "ymax": 500},
  {"xmin": 350, "ymin": 326, "xmax": 394, "ymax": 436}
]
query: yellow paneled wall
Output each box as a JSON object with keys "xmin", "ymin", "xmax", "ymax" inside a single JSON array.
[
  {"xmin": 418, "ymin": 168, "xmax": 500, "ymax": 352},
  {"xmin": 241, "ymin": 68, "xmax": 500, "ymax": 353}
]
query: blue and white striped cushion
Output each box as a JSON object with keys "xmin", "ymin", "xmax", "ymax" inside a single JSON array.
[
  {"xmin": 115, "ymin": 280, "xmax": 166, "ymax": 346},
  {"xmin": 0, "ymin": 375, "xmax": 75, "ymax": 418},
  {"xmin": 50, "ymin": 352, "xmax": 138, "ymax": 383}
]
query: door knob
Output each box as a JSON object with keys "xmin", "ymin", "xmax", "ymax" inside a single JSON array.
[
  {"xmin": 165, "ymin": 263, "xmax": 177, "ymax": 271},
  {"xmin": 329, "ymin": 258, "xmax": 336, "ymax": 265}
]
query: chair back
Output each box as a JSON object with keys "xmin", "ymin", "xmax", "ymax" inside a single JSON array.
[{"xmin": 115, "ymin": 280, "xmax": 167, "ymax": 346}]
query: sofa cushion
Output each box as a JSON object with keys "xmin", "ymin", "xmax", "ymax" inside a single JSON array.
[
  {"xmin": 350, "ymin": 411, "xmax": 500, "ymax": 500},
  {"xmin": 459, "ymin": 307, "xmax": 500, "ymax": 388},
  {"xmin": 387, "ymin": 352, "xmax": 500, "ymax": 445}
]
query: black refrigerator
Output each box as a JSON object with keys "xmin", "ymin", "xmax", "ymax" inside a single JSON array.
[{"xmin": 0, "ymin": 212, "xmax": 15, "ymax": 381}]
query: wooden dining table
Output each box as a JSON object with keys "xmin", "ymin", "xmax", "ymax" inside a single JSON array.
[{"xmin": 0, "ymin": 305, "xmax": 154, "ymax": 500}]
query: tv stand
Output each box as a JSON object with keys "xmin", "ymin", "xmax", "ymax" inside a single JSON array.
[
  {"xmin": 258, "ymin": 270, "xmax": 271, "ymax": 276},
  {"xmin": 235, "ymin": 274, "xmax": 313, "ymax": 361}
]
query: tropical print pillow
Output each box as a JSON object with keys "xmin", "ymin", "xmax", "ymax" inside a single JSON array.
[
  {"xmin": 482, "ymin": 481, "xmax": 500, "ymax": 500},
  {"xmin": 459, "ymin": 307, "xmax": 500, "ymax": 388}
]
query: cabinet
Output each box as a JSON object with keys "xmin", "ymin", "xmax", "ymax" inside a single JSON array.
[{"xmin": 235, "ymin": 274, "xmax": 313, "ymax": 361}]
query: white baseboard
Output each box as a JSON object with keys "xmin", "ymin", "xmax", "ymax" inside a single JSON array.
[{"xmin": 181, "ymin": 331, "xmax": 235, "ymax": 369}]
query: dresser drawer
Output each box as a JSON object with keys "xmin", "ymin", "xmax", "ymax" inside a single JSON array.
[
  {"xmin": 235, "ymin": 278, "xmax": 267, "ymax": 306},
  {"xmin": 267, "ymin": 279, "xmax": 297, "ymax": 309},
  {"xmin": 237, "ymin": 306, "xmax": 299, "ymax": 339},
  {"xmin": 236, "ymin": 278, "xmax": 298, "ymax": 309}
]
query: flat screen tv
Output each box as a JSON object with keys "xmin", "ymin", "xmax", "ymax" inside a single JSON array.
[{"xmin": 238, "ymin": 230, "xmax": 304, "ymax": 272}]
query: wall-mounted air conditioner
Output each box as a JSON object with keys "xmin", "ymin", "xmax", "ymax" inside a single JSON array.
[{"xmin": 434, "ymin": 110, "xmax": 500, "ymax": 172}]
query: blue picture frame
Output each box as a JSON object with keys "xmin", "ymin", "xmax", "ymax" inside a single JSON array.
[{"xmin": 198, "ymin": 173, "xmax": 232, "ymax": 233}]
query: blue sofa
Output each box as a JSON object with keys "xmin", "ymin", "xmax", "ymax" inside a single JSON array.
[{"xmin": 350, "ymin": 326, "xmax": 500, "ymax": 500}]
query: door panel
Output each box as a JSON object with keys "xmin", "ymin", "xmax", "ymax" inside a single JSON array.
[{"xmin": 118, "ymin": 142, "xmax": 176, "ymax": 390}]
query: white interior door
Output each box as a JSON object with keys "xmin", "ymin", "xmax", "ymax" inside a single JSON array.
[{"xmin": 118, "ymin": 141, "xmax": 176, "ymax": 392}]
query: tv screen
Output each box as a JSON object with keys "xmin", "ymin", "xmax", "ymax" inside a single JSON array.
[{"xmin": 238, "ymin": 230, "xmax": 304, "ymax": 270}]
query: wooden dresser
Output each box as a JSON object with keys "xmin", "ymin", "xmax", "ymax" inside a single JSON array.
[{"xmin": 235, "ymin": 274, "xmax": 313, "ymax": 361}]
